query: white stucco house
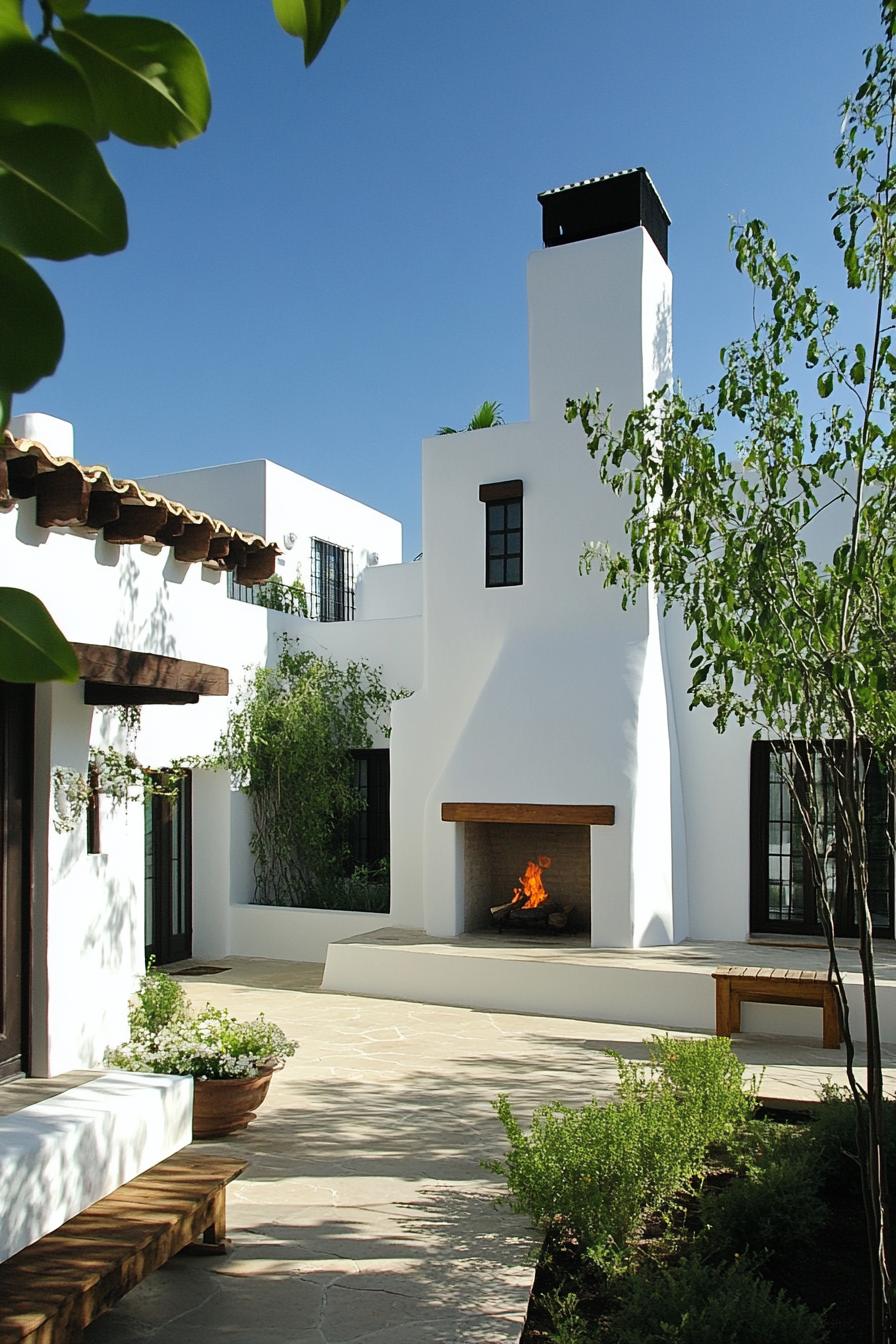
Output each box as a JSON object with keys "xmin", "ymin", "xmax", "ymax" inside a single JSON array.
[{"xmin": 2, "ymin": 168, "xmax": 892, "ymax": 1084}]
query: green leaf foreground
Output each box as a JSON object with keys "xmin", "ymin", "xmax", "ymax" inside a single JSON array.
[
  {"xmin": 54, "ymin": 14, "xmax": 211, "ymax": 148},
  {"xmin": 0, "ymin": 40, "xmax": 99, "ymax": 135},
  {"xmin": 273, "ymin": 0, "xmax": 349, "ymax": 66},
  {"xmin": 0, "ymin": 123, "xmax": 127, "ymax": 258},
  {"xmin": 0, "ymin": 0, "xmax": 27, "ymax": 43},
  {"xmin": 0, "ymin": 588, "xmax": 78, "ymax": 682},
  {"xmin": 0, "ymin": 245, "xmax": 64, "ymax": 389}
]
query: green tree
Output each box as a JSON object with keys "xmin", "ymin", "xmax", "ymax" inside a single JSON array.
[
  {"xmin": 567, "ymin": 6, "xmax": 896, "ymax": 1338},
  {"xmin": 0, "ymin": 0, "xmax": 347, "ymax": 680},
  {"xmin": 437, "ymin": 399, "xmax": 505, "ymax": 434},
  {"xmin": 210, "ymin": 637, "xmax": 399, "ymax": 908}
]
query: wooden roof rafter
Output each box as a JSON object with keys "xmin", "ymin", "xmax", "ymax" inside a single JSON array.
[
  {"xmin": 1, "ymin": 433, "xmax": 279, "ymax": 585},
  {"xmin": 73, "ymin": 643, "xmax": 229, "ymax": 706}
]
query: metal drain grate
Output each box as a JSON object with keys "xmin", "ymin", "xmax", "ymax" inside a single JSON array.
[{"xmin": 170, "ymin": 965, "xmax": 231, "ymax": 977}]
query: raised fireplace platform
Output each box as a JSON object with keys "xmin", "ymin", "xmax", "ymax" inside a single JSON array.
[{"xmin": 322, "ymin": 929, "xmax": 896, "ymax": 1045}]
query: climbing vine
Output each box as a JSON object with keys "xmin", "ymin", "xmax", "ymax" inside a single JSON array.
[
  {"xmin": 52, "ymin": 747, "xmax": 190, "ymax": 834},
  {"xmin": 210, "ymin": 636, "xmax": 402, "ymax": 907}
]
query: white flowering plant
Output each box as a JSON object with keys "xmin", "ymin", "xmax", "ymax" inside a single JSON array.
[{"xmin": 105, "ymin": 969, "xmax": 296, "ymax": 1081}]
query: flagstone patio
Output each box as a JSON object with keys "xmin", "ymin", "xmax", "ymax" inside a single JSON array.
[{"xmin": 48, "ymin": 957, "xmax": 892, "ymax": 1342}]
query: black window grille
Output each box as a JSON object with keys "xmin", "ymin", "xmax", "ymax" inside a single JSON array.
[
  {"xmin": 347, "ymin": 749, "xmax": 390, "ymax": 869},
  {"xmin": 750, "ymin": 741, "xmax": 894, "ymax": 938},
  {"xmin": 310, "ymin": 538, "xmax": 355, "ymax": 621},
  {"xmin": 485, "ymin": 496, "xmax": 523, "ymax": 587}
]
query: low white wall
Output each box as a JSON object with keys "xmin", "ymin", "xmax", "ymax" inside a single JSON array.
[
  {"xmin": 229, "ymin": 904, "xmax": 392, "ymax": 965},
  {"xmin": 355, "ymin": 562, "xmax": 423, "ymax": 620},
  {"xmin": 0, "ymin": 1073, "xmax": 193, "ymax": 1263},
  {"xmin": 322, "ymin": 941, "xmax": 896, "ymax": 1044}
]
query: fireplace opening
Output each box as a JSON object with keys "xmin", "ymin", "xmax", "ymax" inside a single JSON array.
[{"xmin": 463, "ymin": 822, "xmax": 590, "ymax": 936}]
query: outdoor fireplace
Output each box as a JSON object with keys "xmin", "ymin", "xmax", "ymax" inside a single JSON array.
[
  {"xmin": 461, "ymin": 821, "xmax": 592, "ymax": 936},
  {"xmin": 440, "ymin": 803, "xmax": 615, "ymax": 940},
  {"xmin": 490, "ymin": 853, "xmax": 573, "ymax": 932}
]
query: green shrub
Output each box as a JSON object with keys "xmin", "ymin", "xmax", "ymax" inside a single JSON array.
[
  {"xmin": 810, "ymin": 1082, "xmax": 896, "ymax": 1188},
  {"xmin": 699, "ymin": 1125, "xmax": 825, "ymax": 1270},
  {"xmin": 541, "ymin": 1289, "xmax": 589, "ymax": 1344},
  {"xmin": 128, "ymin": 963, "xmax": 188, "ymax": 1036},
  {"xmin": 645, "ymin": 1034, "xmax": 758, "ymax": 1147},
  {"xmin": 487, "ymin": 1037, "xmax": 755, "ymax": 1269},
  {"xmin": 487, "ymin": 1093, "xmax": 655, "ymax": 1268},
  {"xmin": 610, "ymin": 1254, "xmax": 827, "ymax": 1344}
]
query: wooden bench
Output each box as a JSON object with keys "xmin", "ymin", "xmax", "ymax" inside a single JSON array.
[
  {"xmin": 0, "ymin": 1152, "xmax": 246, "ymax": 1342},
  {"xmin": 712, "ymin": 965, "xmax": 842, "ymax": 1049}
]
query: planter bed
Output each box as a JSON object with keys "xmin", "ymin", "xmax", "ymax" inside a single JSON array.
[
  {"xmin": 487, "ymin": 1040, "xmax": 889, "ymax": 1344},
  {"xmin": 519, "ymin": 1104, "xmax": 872, "ymax": 1343}
]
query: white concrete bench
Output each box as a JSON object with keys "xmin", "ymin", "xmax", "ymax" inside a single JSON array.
[{"xmin": 0, "ymin": 1073, "xmax": 193, "ymax": 1264}]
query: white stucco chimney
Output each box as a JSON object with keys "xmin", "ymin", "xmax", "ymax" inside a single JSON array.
[
  {"xmin": 527, "ymin": 167, "xmax": 672, "ymax": 426},
  {"xmin": 9, "ymin": 412, "xmax": 75, "ymax": 459}
]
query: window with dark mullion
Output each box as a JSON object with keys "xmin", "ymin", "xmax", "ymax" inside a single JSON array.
[{"xmin": 485, "ymin": 496, "xmax": 523, "ymax": 587}]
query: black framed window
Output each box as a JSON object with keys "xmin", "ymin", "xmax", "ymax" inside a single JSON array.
[
  {"xmin": 310, "ymin": 538, "xmax": 355, "ymax": 621},
  {"xmin": 347, "ymin": 748, "xmax": 390, "ymax": 869},
  {"xmin": 144, "ymin": 773, "xmax": 192, "ymax": 965},
  {"xmin": 480, "ymin": 481, "xmax": 523, "ymax": 588},
  {"xmin": 750, "ymin": 741, "xmax": 894, "ymax": 938}
]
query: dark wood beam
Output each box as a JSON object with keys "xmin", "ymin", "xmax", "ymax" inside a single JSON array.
[
  {"xmin": 86, "ymin": 489, "xmax": 121, "ymax": 530},
  {"xmin": 207, "ymin": 536, "xmax": 231, "ymax": 561},
  {"xmin": 174, "ymin": 521, "xmax": 212, "ymax": 562},
  {"xmin": 6, "ymin": 456, "xmax": 39, "ymax": 499},
  {"xmin": 441, "ymin": 802, "xmax": 615, "ymax": 826},
  {"xmin": 155, "ymin": 515, "xmax": 186, "ymax": 544},
  {"xmin": 103, "ymin": 503, "xmax": 169, "ymax": 544},
  {"xmin": 35, "ymin": 463, "xmax": 91, "ymax": 527},
  {"xmin": 479, "ymin": 479, "xmax": 523, "ymax": 503},
  {"xmin": 73, "ymin": 643, "xmax": 228, "ymax": 697},
  {"xmin": 84, "ymin": 683, "xmax": 201, "ymax": 707},
  {"xmin": 235, "ymin": 546, "xmax": 277, "ymax": 585}
]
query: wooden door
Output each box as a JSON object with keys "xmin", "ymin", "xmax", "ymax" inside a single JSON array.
[
  {"xmin": 144, "ymin": 774, "xmax": 192, "ymax": 966},
  {"xmin": 0, "ymin": 683, "xmax": 33, "ymax": 1080}
]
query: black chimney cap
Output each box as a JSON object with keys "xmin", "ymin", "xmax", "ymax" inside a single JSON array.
[{"xmin": 537, "ymin": 167, "xmax": 670, "ymax": 262}]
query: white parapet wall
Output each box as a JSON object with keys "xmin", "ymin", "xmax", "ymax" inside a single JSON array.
[
  {"xmin": 0, "ymin": 1073, "xmax": 193, "ymax": 1263},
  {"xmin": 229, "ymin": 904, "xmax": 396, "ymax": 965}
]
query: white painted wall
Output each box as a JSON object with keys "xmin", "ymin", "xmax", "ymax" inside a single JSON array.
[
  {"xmin": 355, "ymin": 561, "xmax": 423, "ymax": 621},
  {"xmin": 1, "ymin": 456, "xmax": 417, "ymax": 1074},
  {"xmin": 139, "ymin": 458, "xmax": 403, "ymax": 601},
  {"xmin": 388, "ymin": 224, "xmax": 682, "ymax": 948}
]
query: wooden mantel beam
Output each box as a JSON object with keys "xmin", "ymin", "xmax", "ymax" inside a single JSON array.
[
  {"xmin": 441, "ymin": 802, "xmax": 615, "ymax": 826},
  {"xmin": 72, "ymin": 643, "xmax": 228, "ymax": 698}
]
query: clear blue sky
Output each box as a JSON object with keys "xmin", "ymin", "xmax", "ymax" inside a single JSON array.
[{"xmin": 26, "ymin": 0, "xmax": 882, "ymax": 559}]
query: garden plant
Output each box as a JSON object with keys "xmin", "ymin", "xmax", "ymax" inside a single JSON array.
[
  {"xmin": 105, "ymin": 963, "xmax": 296, "ymax": 1081},
  {"xmin": 210, "ymin": 635, "xmax": 401, "ymax": 909},
  {"xmin": 490, "ymin": 1035, "xmax": 879, "ymax": 1342},
  {"xmin": 567, "ymin": 4, "xmax": 896, "ymax": 1335}
]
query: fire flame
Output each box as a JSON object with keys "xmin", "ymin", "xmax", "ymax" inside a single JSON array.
[{"xmin": 512, "ymin": 854, "xmax": 552, "ymax": 909}]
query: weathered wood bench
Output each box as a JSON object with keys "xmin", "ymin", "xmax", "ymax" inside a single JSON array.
[
  {"xmin": 0, "ymin": 1152, "xmax": 246, "ymax": 1342},
  {"xmin": 712, "ymin": 965, "xmax": 842, "ymax": 1049}
]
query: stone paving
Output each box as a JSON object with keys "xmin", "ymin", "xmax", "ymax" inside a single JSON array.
[{"xmin": 54, "ymin": 958, "xmax": 895, "ymax": 1342}]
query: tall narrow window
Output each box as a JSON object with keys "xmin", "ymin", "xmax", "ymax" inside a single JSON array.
[
  {"xmin": 480, "ymin": 480, "xmax": 523, "ymax": 588},
  {"xmin": 750, "ymin": 741, "xmax": 894, "ymax": 937},
  {"xmin": 144, "ymin": 773, "xmax": 192, "ymax": 966},
  {"xmin": 311, "ymin": 538, "xmax": 355, "ymax": 621},
  {"xmin": 347, "ymin": 749, "xmax": 390, "ymax": 869}
]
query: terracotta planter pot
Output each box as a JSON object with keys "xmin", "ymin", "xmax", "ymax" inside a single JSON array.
[{"xmin": 192, "ymin": 1066, "xmax": 275, "ymax": 1138}]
